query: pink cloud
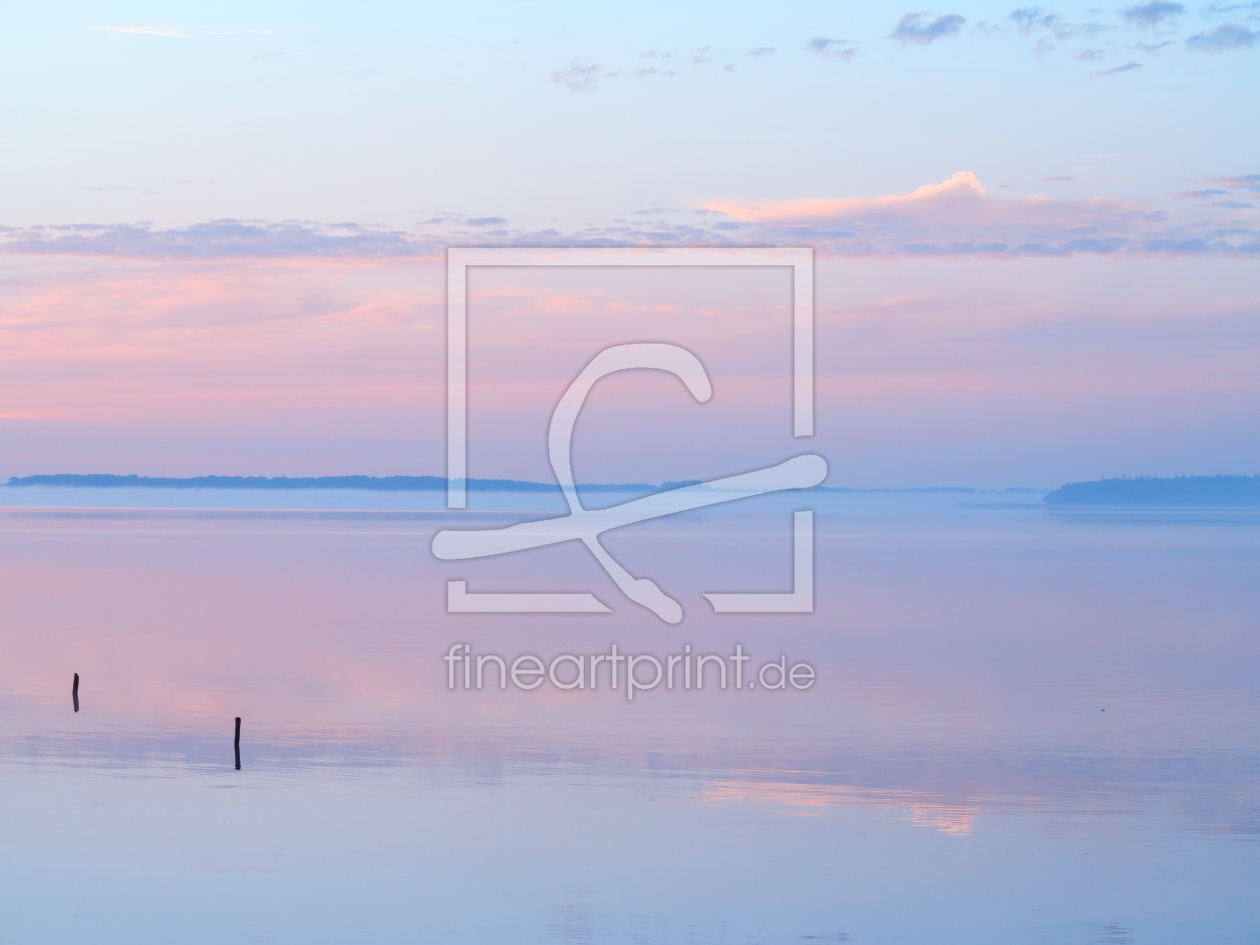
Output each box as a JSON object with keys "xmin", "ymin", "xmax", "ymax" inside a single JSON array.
[
  {"xmin": 704, "ymin": 170, "xmax": 1161, "ymax": 231},
  {"xmin": 0, "ymin": 257, "xmax": 445, "ymax": 426},
  {"xmin": 3, "ymin": 175, "xmax": 1256, "ymax": 261},
  {"xmin": 705, "ymin": 171, "xmax": 990, "ymax": 223},
  {"xmin": 701, "ymin": 171, "xmax": 1256, "ymax": 258}
]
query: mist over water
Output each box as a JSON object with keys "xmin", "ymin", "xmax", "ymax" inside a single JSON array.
[{"xmin": 1, "ymin": 490, "xmax": 1256, "ymax": 943}]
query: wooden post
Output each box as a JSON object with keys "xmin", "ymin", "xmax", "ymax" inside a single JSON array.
[
  {"xmin": 234, "ymin": 717, "xmax": 241, "ymax": 770},
  {"xmin": 72, "ymin": 673, "xmax": 79, "ymax": 713}
]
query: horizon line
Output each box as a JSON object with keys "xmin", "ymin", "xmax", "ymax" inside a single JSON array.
[{"xmin": 4, "ymin": 473, "xmax": 1040, "ymax": 495}]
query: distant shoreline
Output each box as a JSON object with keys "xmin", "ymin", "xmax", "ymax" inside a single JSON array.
[
  {"xmin": 1044, "ymin": 475, "xmax": 1260, "ymax": 507},
  {"xmin": 4, "ymin": 473, "xmax": 1041, "ymax": 495}
]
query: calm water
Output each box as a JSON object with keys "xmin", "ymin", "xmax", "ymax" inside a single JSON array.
[{"xmin": 1, "ymin": 489, "xmax": 1257, "ymax": 944}]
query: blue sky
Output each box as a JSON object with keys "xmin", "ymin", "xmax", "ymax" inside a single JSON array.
[
  {"xmin": 4, "ymin": 0, "xmax": 1256, "ymax": 234},
  {"xmin": 0, "ymin": 1, "xmax": 1257, "ymax": 486}
]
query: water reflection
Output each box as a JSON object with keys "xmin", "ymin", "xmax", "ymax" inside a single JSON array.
[
  {"xmin": 1, "ymin": 493, "xmax": 1257, "ymax": 943},
  {"xmin": 699, "ymin": 782, "xmax": 978, "ymax": 835}
]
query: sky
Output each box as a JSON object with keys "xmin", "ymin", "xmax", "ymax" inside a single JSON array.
[{"xmin": 0, "ymin": 0, "xmax": 1257, "ymax": 488}]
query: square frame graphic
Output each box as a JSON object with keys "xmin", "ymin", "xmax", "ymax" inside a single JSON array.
[{"xmin": 445, "ymin": 246, "xmax": 814, "ymax": 509}]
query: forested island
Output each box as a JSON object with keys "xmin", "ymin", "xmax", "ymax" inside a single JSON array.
[
  {"xmin": 4, "ymin": 473, "xmax": 651, "ymax": 493},
  {"xmin": 1044, "ymin": 475, "xmax": 1260, "ymax": 507}
]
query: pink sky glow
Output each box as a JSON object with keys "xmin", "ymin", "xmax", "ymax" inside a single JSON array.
[{"xmin": 1, "ymin": 244, "xmax": 1256, "ymax": 487}]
